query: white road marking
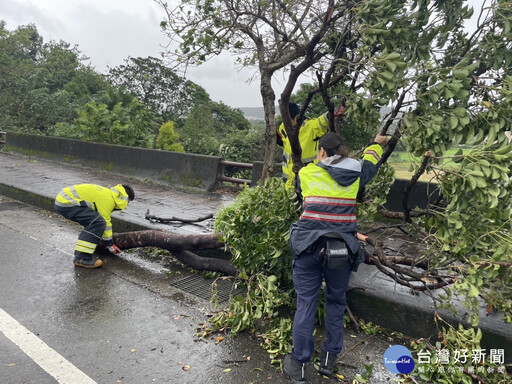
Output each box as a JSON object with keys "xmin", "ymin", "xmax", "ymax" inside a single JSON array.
[{"xmin": 0, "ymin": 307, "xmax": 96, "ymax": 384}]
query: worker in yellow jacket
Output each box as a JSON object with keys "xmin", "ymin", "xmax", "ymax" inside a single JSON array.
[
  {"xmin": 55, "ymin": 184, "xmax": 135, "ymax": 268},
  {"xmin": 276, "ymin": 102, "xmax": 345, "ymax": 190}
]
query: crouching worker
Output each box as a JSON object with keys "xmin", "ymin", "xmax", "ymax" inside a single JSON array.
[
  {"xmin": 283, "ymin": 132, "xmax": 387, "ymax": 383},
  {"xmin": 55, "ymin": 184, "xmax": 135, "ymax": 268}
]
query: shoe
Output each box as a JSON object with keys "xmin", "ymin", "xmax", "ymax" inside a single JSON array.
[
  {"xmin": 74, "ymin": 257, "xmax": 103, "ymax": 268},
  {"xmin": 318, "ymin": 349, "xmax": 337, "ymax": 376},
  {"xmin": 283, "ymin": 354, "xmax": 307, "ymax": 383}
]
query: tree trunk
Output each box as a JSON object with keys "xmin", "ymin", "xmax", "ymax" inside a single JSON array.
[
  {"xmin": 113, "ymin": 230, "xmax": 223, "ymax": 251},
  {"xmin": 260, "ymin": 70, "xmax": 277, "ymax": 182},
  {"xmin": 103, "ymin": 230, "xmax": 239, "ymax": 276}
]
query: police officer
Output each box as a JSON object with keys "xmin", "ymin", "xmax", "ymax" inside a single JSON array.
[
  {"xmin": 55, "ymin": 183, "xmax": 135, "ymax": 268},
  {"xmin": 283, "ymin": 132, "xmax": 387, "ymax": 383},
  {"xmin": 276, "ymin": 103, "xmax": 330, "ymax": 190}
]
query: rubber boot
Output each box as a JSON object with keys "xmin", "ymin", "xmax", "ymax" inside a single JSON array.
[
  {"xmin": 283, "ymin": 354, "xmax": 307, "ymax": 383},
  {"xmin": 318, "ymin": 349, "xmax": 337, "ymax": 376},
  {"xmin": 74, "ymin": 256, "xmax": 103, "ymax": 269}
]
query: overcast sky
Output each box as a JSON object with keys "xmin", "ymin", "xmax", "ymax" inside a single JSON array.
[
  {"xmin": 1, "ymin": 0, "xmax": 483, "ymax": 109},
  {"xmin": 0, "ymin": 0, "xmax": 268, "ymax": 108}
]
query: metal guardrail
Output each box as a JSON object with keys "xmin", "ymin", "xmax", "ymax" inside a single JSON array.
[{"xmin": 218, "ymin": 160, "xmax": 253, "ymax": 185}]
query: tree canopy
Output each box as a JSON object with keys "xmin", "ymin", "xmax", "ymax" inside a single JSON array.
[{"xmin": 158, "ymin": 1, "xmax": 512, "ymax": 381}]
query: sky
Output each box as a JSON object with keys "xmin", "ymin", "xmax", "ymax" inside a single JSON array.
[
  {"xmin": 0, "ymin": 0, "xmax": 267, "ymax": 108},
  {"xmin": 1, "ymin": 0, "xmax": 483, "ymax": 109}
]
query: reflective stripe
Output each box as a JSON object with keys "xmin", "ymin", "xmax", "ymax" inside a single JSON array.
[
  {"xmin": 56, "ymin": 187, "xmax": 94, "ymax": 209},
  {"xmin": 301, "ymin": 210, "xmax": 357, "ymax": 222},
  {"xmin": 55, "ymin": 198, "xmax": 74, "ymax": 207},
  {"xmin": 302, "ymin": 155, "xmax": 316, "ymax": 163},
  {"xmin": 364, "ymin": 149, "xmax": 381, "ymax": 163},
  {"xmin": 75, "ymin": 239, "xmax": 96, "ymax": 254},
  {"xmin": 55, "ymin": 198, "xmax": 92, "ymax": 209},
  {"xmin": 304, "ymin": 196, "xmax": 356, "ymax": 206},
  {"xmin": 59, "ymin": 193, "xmax": 75, "ymax": 203},
  {"xmin": 111, "ymin": 187, "xmax": 128, "ymax": 201},
  {"xmin": 68, "ymin": 186, "xmax": 81, "ymax": 200}
]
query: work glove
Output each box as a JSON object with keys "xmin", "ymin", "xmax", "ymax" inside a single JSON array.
[
  {"xmin": 107, "ymin": 244, "xmax": 123, "ymax": 255},
  {"xmin": 334, "ymin": 105, "xmax": 345, "ymax": 117}
]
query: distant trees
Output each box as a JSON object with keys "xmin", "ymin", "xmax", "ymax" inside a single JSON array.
[
  {"xmin": 0, "ymin": 21, "xmax": 262, "ymax": 163},
  {"xmin": 156, "ymin": 121, "xmax": 185, "ymax": 152},
  {"xmin": 107, "ymin": 56, "xmax": 201, "ymax": 125}
]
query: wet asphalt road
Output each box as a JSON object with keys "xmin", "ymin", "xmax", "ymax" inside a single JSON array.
[{"xmin": 0, "ymin": 195, "xmax": 399, "ymax": 384}]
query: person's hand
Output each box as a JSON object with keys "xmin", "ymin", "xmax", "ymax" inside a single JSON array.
[
  {"xmin": 334, "ymin": 105, "xmax": 345, "ymax": 117},
  {"xmin": 374, "ymin": 134, "xmax": 388, "ymax": 146},
  {"xmin": 357, "ymin": 232, "xmax": 368, "ymax": 243},
  {"xmin": 107, "ymin": 244, "xmax": 123, "ymax": 255}
]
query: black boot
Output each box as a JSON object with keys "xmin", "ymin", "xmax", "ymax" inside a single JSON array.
[
  {"xmin": 283, "ymin": 354, "xmax": 307, "ymax": 383},
  {"xmin": 318, "ymin": 349, "xmax": 337, "ymax": 376}
]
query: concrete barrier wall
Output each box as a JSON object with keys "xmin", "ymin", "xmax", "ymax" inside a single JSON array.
[
  {"xmin": 5, "ymin": 132, "xmax": 223, "ymax": 191},
  {"xmin": 4, "ymin": 132, "xmax": 436, "ymax": 209},
  {"xmin": 385, "ymin": 178, "xmax": 439, "ymax": 211}
]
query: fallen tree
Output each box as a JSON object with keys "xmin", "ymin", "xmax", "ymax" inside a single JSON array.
[{"xmin": 109, "ymin": 230, "xmax": 239, "ymax": 276}]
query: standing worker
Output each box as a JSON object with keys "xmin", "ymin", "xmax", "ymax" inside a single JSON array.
[
  {"xmin": 55, "ymin": 183, "xmax": 135, "ymax": 268},
  {"xmin": 283, "ymin": 132, "xmax": 387, "ymax": 383},
  {"xmin": 276, "ymin": 102, "xmax": 345, "ymax": 189}
]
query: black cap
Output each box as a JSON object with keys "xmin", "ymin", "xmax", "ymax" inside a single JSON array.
[{"xmin": 122, "ymin": 184, "xmax": 135, "ymax": 201}]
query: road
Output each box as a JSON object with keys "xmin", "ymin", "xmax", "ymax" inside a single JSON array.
[{"xmin": 0, "ymin": 195, "xmax": 398, "ymax": 384}]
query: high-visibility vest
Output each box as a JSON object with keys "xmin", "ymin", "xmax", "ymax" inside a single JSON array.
[
  {"xmin": 289, "ymin": 143, "xmax": 383, "ymax": 256},
  {"xmin": 278, "ymin": 113, "xmax": 329, "ymax": 188},
  {"xmin": 55, "ymin": 184, "xmax": 130, "ymax": 242}
]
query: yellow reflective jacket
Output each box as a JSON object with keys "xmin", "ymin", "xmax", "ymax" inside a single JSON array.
[
  {"xmin": 290, "ymin": 143, "xmax": 383, "ymax": 257},
  {"xmin": 277, "ymin": 113, "xmax": 329, "ymax": 189},
  {"xmin": 55, "ymin": 184, "xmax": 130, "ymax": 243}
]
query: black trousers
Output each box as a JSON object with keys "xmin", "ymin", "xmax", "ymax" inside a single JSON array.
[{"xmin": 55, "ymin": 205, "xmax": 106, "ymax": 259}]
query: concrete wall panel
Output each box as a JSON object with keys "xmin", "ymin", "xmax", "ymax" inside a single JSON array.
[{"xmin": 5, "ymin": 132, "xmax": 222, "ymax": 191}]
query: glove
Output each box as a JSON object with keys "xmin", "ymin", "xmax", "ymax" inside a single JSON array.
[
  {"xmin": 107, "ymin": 244, "xmax": 123, "ymax": 255},
  {"xmin": 334, "ymin": 105, "xmax": 345, "ymax": 117},
  {"xmin": 357, "ymin": 232, "xmax": 368, "ymax": 243}
]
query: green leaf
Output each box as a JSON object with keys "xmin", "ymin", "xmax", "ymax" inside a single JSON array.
[
  {"xmin": 468, "ymin": 285, "xmax": 479, "ymax": 298},
  {"xmin": 453, "ymin": 69, "xmax": 469, "ymax": 79},
  {"xmin": 448, "ymin": 115, "xmax": 459, "ymax": 129},
  {"xmin": 385, "ymin": 61, "xmax": 397, "ymax": 72}
]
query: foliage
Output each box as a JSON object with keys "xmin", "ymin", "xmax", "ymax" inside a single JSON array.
[
  {"xmin": 156, "ymin": 121, "xmax": 185, "ymax": 152},
  {"xmin": 210, "ymin": 178, "xmax": 299, "ymax": 358},
  {"xmin": 290, "ymin": 83, "xmax": 375, "ymax": 151},
  {"xmin": 108, "ymin": 56, "xmax": 204, "ymax": 125},
  {"xmin": 215, "ymin": 177, "xmax": 299, "ymax": 284},
  {"xmin": 357, "ymin": 162, "xmax": 395, "ymax": 224},
  {"xmin": 64, "ymin": 99, "xmax": 157, "ymax": 148},
  {"xmin": 260, "ymin": 317, "xmax": 293, "ymax": 366},
  {"xmin": 179, "ymin": 101, "xmax": 263, "ymax": 168},
  {"xmin": 209, "ymin": 273, "xmax": 288, "ymax": 334},
  {"xmin": 406, "ymin": 316, "xmax": 509, "ymax": 384},
  {"xmin": 0, "ymin": 22, "xmax": 114, "ymax": 134}
]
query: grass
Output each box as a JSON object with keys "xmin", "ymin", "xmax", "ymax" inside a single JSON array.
[{"xmin": 388, "ymin": 148, "xmax": 469, "ymax": 181}]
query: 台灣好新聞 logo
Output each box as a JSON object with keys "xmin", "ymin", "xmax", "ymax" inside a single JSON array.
[{"xmin": 383, "ymin": 345, "xmax": 415, "ymax": 374}]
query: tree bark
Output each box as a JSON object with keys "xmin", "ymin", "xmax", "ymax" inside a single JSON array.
[
  {"xmin": 108, "ymin": 230, "xmax": 239, "ymax": 276},
  {"xmin": 113, "ymin": 230, "xmax": 223, "ymax": 251},
  {"xmin": 174, "ymin": 250, "xmax": 238, "ymax": 276}
]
